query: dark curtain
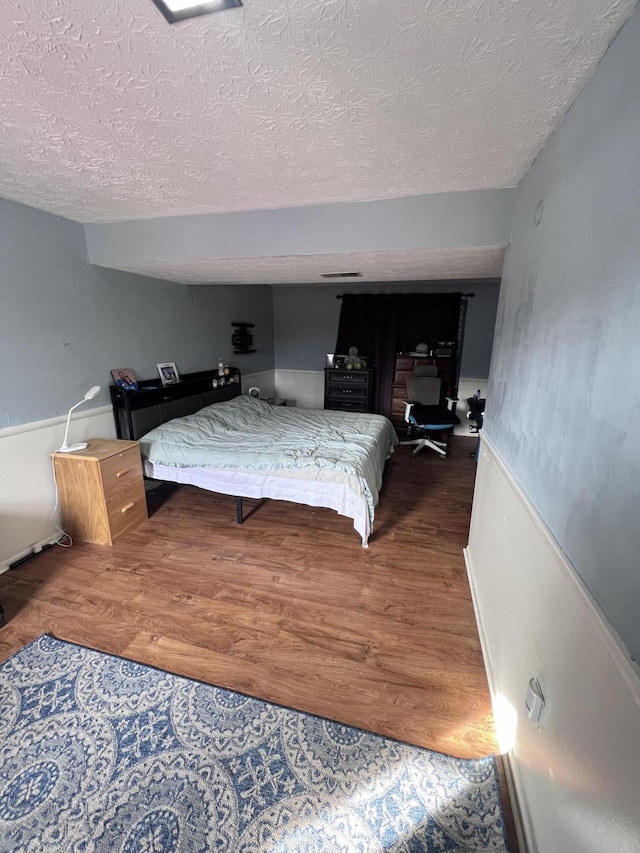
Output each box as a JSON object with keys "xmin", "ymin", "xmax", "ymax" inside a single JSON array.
[{"xmin": 335, "ymin": 292, "xmax": 462, "ymax": 417}]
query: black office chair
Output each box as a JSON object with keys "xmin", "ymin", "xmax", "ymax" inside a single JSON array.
[{"xmin": 399, "ymin": 370, "xmax": 460, "ymax": 459}]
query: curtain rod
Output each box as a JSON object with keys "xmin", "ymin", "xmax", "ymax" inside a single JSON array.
[{"xmin": 336, "ymin": 292, "xmax": 475, "ymax": 299}]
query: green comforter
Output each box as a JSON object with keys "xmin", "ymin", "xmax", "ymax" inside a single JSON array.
[{"xmin": 139, "ymin": 395, "xmax": 398, "ymax": 524}]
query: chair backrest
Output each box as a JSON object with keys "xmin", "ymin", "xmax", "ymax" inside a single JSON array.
[
  {"xmin": 406, "ymin": 376, "xmax": 442, "ymax": 405},
  {"xmin": 413, "ymin": 364, "xmax": 438, "ymax": 378}
]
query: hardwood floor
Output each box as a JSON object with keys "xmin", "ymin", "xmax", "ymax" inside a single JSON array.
[{"xmin": 1, "ymin": 436, "xmax": 494, "ymax": 760}]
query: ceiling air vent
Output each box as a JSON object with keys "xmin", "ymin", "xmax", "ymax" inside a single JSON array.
[{"xmin": 319, "ymin": 271, "xmax": 362, "ymax": 279}]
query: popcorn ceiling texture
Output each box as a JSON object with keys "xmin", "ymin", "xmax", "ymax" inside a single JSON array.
[
  {"xmin": 116, "ymin": 247, "xmax": 506, "ymax": 285},
  {"xmin": 0, "ymin": 0, "xmax": 635, "ymax": 224}
]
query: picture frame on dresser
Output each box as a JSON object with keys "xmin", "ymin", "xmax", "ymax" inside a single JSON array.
[
  {"xmin": 111, "ymin": 369, "xmax": 139, "ymax": 391},
  {"xmin": 110, "ymin": 367, "xmax": 243, "ymax": 443},
  {"xmin": 157, "ymin": 362, "xmax": 179, "ymax": 385}
]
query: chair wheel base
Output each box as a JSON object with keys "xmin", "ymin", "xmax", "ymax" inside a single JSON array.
[{"xmin": 400, "ymin": 433, "xmax": 449, "ymax": 460}]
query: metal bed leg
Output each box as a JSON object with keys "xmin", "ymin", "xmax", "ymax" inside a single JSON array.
[{"xmin": 236, "ymin": 496, "xmax": 243, "ymax": 524}]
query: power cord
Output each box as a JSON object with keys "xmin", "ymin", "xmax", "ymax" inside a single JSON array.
[{"xmin": 50, "ymin": 453, "xmax": 73, "ymax": 548}]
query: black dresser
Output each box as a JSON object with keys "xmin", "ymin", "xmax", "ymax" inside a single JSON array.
[{"xmin": 324, "ymin": 368, "xmax": 375, "ymax": 413}]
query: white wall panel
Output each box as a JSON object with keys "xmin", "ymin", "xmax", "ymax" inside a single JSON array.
[
  {"xmin": 241, "ymin": 370, "xmax": 276, "ymax": 401},
  {"xmin": 0, "ymin": 407, "xmax": 116, "ymax": 571},
  {"xmin": 465, "ymin": 437, "xmax": 640, "ymax": 853},
  {"xmin": 275, "ymin": 370, "xmax": 324, "ymax": 409}
]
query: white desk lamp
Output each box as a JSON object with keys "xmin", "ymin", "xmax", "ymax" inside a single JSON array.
[{"xmin": 57, "ymin": 385, "xmax": 101, "ymax": 453}]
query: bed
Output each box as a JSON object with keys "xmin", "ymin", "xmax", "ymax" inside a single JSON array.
[
  {"xmin": 139, "ymin": 394, "xmax": 397, "ymax": 546},
  {"xmin": 112, "ymin": 379, "xmax": 391, "ymax": 551}
]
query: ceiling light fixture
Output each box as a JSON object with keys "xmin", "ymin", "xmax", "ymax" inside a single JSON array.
[
  {"xmin": 320, "ymin": 271, "xmax": 362, "ymax": 279},
  {"xmin": 151, "ymin": 0, "xmax": 242, "ymax": 24}
]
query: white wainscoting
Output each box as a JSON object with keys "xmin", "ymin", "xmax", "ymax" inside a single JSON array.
[
  {"xmin": 241, "ymin": 370, "xmax": 276, "ymax": 401},
  {"xmin": 274, "ymin": 369, "xmax": 324, "ymax": 409},
  {"xmin": 270, "ymin": 371, "xmax": 487, "ymax": 426},
  {"xmin": 465, "ymin": 436, "xmax": 640, "ymax": 853},
  {"xmin": 0, "ymin": 406, "xmax": 117, "ymax": 572},
  {"xmin": 1, "ymin": 374, "xmax": 276, "ymax": 571}
]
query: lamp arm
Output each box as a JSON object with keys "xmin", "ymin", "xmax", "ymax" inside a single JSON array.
[{"xmin": 60, "ymin": 399, "xmax": 87, "ymax": 450}]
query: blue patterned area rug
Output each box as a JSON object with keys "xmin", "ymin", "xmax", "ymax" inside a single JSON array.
[{"xmin": 0, "ymin": 635, "xmax": 510, "ymax": 852}]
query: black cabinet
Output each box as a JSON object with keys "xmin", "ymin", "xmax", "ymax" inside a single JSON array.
[
  {"xmin": 110, "ymin": 367, "xmax": 241, "ymax": 441},
  {"xmin": 324, "ymin": 368, "xmax": 374, "ymax": 413}
]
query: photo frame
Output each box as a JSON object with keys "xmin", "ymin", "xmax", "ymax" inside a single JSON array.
[
  {"xmin": 111, "ymin": 368, "xmax": 139, "ymax": 391},
  {"xmin": 157, "ymin": 362, "xmax": 179, "ymax": 385}
]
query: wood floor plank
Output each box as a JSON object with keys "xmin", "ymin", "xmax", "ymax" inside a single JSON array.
[
  {"xmin": 0, "ymin": 437, "xmax": 496, "ymax": 758},
  {"xmin": 121, "ymin": 629, "xmax": 495, "ymax": 758}
]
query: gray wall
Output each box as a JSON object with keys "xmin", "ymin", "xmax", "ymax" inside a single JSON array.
[
  {"xmin": 85, "ymin": 189, "xmax": 514, "ymax": 268},
  {"xmin": 0, "ymin": 198, "xmax": 274, "ymax": 429},
  {"xmin": 486, "ymin": 7, "xmax": 640, "ymax": 661},
  {"xmin": 273, "ymin": 279, "xmax": 500, "ymax": 377}
]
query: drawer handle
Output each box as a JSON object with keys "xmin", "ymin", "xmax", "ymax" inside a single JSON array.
[
  {"xmin": 121, "ymin": 502, "xmax": 135, "ymax": 514},
  {"xmin": 116, "ymin": 468, "xmax": 130, "ymax": 478}
]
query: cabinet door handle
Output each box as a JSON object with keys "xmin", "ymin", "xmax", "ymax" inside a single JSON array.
[
  {"xmin": 116, "ymin": 468, "xmax": 130, "ymax": 478},
  {"xmin": 121, "ymin": 502, "xmax": 135, "ymax": 513}
]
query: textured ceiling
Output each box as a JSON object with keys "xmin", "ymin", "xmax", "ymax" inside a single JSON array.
[
  {"xmin": 0, "ymin": 0, "xmax": 636, "ymax": 282},
  {"xmin": 115, "ymin": 246, "xmax": 506, "ymax": 284}
]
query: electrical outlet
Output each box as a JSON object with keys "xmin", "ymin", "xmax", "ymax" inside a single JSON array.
[{"xmin": 525, "ymin": 677, "xmax": 545, "ymax": 726}]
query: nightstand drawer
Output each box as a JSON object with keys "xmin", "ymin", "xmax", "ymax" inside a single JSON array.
[
  {"xmin": 108, "ymin": 490, "xmax": 148, "ymax": 541},
  {"xmin": 105, "ymin": 479, "xmax": 146, "ymax": 516},
  {"xmin": 100, "ymin": 446, "xmax": 144, "ymax": 494}
]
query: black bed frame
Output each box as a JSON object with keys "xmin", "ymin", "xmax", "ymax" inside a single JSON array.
[{"xmin": 110, "ymin": 367, "xmax": 246, "ymax": 522}]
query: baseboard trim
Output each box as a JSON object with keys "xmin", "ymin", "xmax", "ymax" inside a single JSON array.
[{"xmin": 1, "ymin": 533, "xmax": 61, "ymax": 575}]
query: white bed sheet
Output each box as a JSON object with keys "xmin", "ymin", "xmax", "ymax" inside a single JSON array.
[{"xmin": 144, "ymin": 459, "xmax": 372, "ymax": 545}]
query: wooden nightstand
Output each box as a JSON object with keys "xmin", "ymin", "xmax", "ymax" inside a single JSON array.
[{"xmin": 52, "ymin": 438, "xmax": 148, "ymax": 545}]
